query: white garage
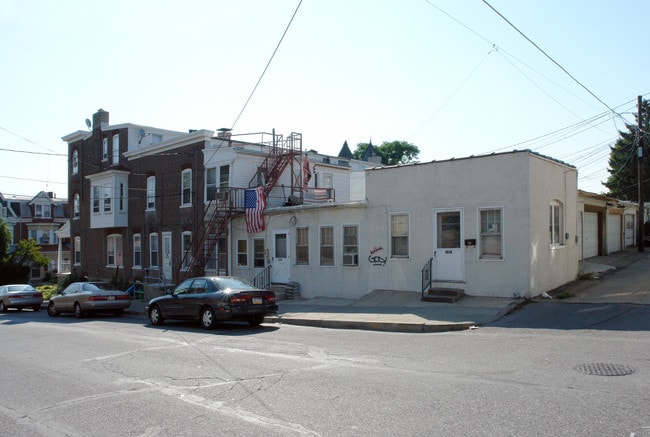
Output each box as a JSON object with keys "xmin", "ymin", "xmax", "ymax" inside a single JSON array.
[
  {"xmin": 582, "ymin": 212, "xmax": 599, "ymax": 259},
  {"xmin": 606, "ymin": 213, "xmax": 622, "ymax": 254}
]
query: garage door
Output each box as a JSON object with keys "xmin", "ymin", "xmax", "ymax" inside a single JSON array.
[
  {"xmin": 583, "ymin": 212, "xmax": 598, "ymax": 258},
  {"xmin": 607, "ymin": 214, "xmax": 621, "ymax": 253}
]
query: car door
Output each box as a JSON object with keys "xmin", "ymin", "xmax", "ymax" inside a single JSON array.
[
  {"xmin": 58, "ymin": 284, "xmax": 78, "ymax": 312},
  {"xmin": 181, "ymin": 278, "xmax": 209, "ymax": 317},
  {"xmin": 162, "ymin": 279, "xmax": 193, "ymax": 318}
]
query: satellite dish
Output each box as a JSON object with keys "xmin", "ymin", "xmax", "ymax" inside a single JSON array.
[
  {"xmin": 139, "ymin": 128, "xmax": 145, "ymax": 139},
  {"xmin": 85, "ymin": 118, "xmax": 92, "ymax": 130}
]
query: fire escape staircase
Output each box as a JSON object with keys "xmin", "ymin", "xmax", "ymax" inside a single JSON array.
[{"xmin": 176, "ymin": 132, "xmax": 303, "ymax": 283}]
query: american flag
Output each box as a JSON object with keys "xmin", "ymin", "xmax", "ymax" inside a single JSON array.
[{"xmin": 245, "ymin": 186, "xmax": 266, "ymax": 233}]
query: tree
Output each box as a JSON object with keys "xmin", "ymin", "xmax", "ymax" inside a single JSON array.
[
  {"xmin": 352, "ymin": 140, "xmax": 420, "ymax": 165},
  {"xmin": 0, "ymin": 227, "xmax": 50, "ymax": 284},
  {"xmin": 605, "ymin": 99, "xmax": 650, "ymax": 200}
]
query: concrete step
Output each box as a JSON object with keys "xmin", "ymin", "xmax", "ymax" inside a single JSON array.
[{"xmin": 422, "ymin": 288, "xmax": 465, "ymax": 303}]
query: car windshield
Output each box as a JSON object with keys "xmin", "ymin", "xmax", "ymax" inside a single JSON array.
[
  {"xmin": 83, "ymin": 283, "xmax": 118, "ymax": 292},
  {"xmin": 213, "ymin": 277, "xmax": 255, "ymax": 291},
  {"xmin": 7, "ymin": 285, "xmax": 35, "ymax": 292}
]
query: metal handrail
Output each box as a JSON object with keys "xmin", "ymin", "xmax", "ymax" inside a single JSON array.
[
  {"xmin": 253, "ymin": 265, "xmax": 272, "ymax": 290},
  {"xmin": 421, "ymin": 257, "xmax": 433, "ymax": 298}
]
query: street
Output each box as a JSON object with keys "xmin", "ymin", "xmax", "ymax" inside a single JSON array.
[{"xmin": 0, "ymin": 305, "xmax": 648, "ymax": 436}]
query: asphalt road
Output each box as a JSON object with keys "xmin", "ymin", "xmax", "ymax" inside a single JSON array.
[{"xmin": 0, "ymin": 306, "xmax": 648, "ymax": 437}]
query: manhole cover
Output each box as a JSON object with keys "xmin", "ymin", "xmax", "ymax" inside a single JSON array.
[{"xmin": 574, "ymin": 363, "xmax": 635, "ymax": 376}]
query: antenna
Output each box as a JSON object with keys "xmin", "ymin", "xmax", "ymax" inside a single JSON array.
[{"xmin": 85, "ymin": 119, "xmax": 92, "ymax": 130}]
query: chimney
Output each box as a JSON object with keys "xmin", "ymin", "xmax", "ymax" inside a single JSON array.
[
  {"xmin": 92, "ymin": 109, "xmax": 109, "ymax": 130},
  {"xmin": 217, "ymin": 128, "xmax": 232, "ymax": 139},
  {"xmin": 46, "ymin": 192, "xmax": 54, "ymax": 198}
]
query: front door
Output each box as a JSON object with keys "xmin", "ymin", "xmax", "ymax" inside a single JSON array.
[
  {"xmin": 162, "ymin": 232, "xmax": 173, "ymax": 284},
  {"xmin": 433, "ymin": 209, "xmax": 464, "ymax": 281},
  {"xmin": 272, "ymin": 230, "xmax": 290, "ymax": 283}
]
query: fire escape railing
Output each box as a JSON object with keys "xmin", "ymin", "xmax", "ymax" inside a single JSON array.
[
  {"xmin": 421, "ymin": 257, "xmax": 433, "ymax": 299},
  {"xmin": 249, "ymin": 132, "xmax": 302, "ymax": 198}
]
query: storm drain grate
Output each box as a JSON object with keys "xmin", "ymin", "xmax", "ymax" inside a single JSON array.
[{"xmin": 574, "ymin": 363, "xmax": 635, "ymax": 377}]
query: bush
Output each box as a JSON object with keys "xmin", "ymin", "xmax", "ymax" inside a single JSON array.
[{"xmin": 36, "ymin": 284, "xmax": 59, "ymax": 300}]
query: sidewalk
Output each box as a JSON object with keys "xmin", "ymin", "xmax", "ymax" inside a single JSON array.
[{"xmin": 126, "ymin": 249, "xmax": 650, "ymax": 333}]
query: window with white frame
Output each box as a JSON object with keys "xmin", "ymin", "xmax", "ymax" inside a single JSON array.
[
  {"xmin": 253, "ymin": 238, "xmax": 265, "ymax": 268},
  {"xmin": 205, "ymin": 167, "xmax": 217, "ymax": 202},
  {"xmin": 74, "ymin": 236, "xmax": 81, "ymax": 265},
  {"xmin": 146, "ymin": 176, "xmax": 156, "ymax": 210},
  {"xmin": 296, "ymin": 227, "xmax": 309, "ymax": 265},
  {"xmin": 342, "ymin": 225, "xmax": 359, "ymax": 266},
  {"xmin": 112, "ymin": 134, "xmax": 119, "ymax": 165},
  {"xmin": 72, "ymin": 149, "xmax": 79, "ymax": 174},
  {"xmin": 549, "ymin": 200, "xmax": 564, "ymax": 246},
  {"xmin": 479, "ymin": 208, "xmax": 503, "ymax": 259},
  {"xmin": 390, "ymin": 214, "xmax": 409, "ymax": 258},
  {"xmin": 181, "ymin": 231, "xmax": 192, "ymax": 270},
  {"xmin": 107, "ymin": 234, "xmax": 123, "ymax": 267},
  {"xmin": 102, "ymin": 137, "xmax": 108, "ymax": 161},
  {"xmin": 133, "ymin": 234, "xmax": 142, "ymax": 268},
  {"xmin": 320, "ymin": 226, "xmax": 334, "ymax": 266},
  {"xmin": 103, "ymin": 184, "xmax": 111, "ymax": 213},
  {"xmin": 149, "ymin": 233, "xmax": 159, "ymax": 267},
  {"xmin": 73, "ymin": 193, "xmax": 80, "ymax": 219},
  {"xmin": 237, "ymin": 239, "xmax": 248, "ymax": 267},
  {"xmin": 93, "ymin": 185, "xmax": 100, "ymax": 214},
  {"xmin": 219, "ymin": 164, "xmax": 230, "ymax": 198},
  {"xmin": 181, "ymin": 169, "xmax": 192, "ymax": 206}
]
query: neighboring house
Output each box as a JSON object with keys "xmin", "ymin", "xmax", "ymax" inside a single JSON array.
[
  {"xmin": 0, "ymin": 191, "xmax": 69, "ymax": 279},
  {"xmin": 62, "ymin": 109, "xmax": 377, "ymax": 291},
  {"xmin": 230, "ymin": 150, "xmax": 580, "ymax": 299}
]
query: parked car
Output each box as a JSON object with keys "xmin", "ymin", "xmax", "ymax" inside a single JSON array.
[
  {"xmin": 47, "ymin": 282, "xmax": 131, "ymax": 318},
  {"xmin": 0, "ymin": 284, "xmax": 43, "ymax": 312},
  {"xmin": 146, "ymin": 276, "xmax": 278, "ymax": 329}
]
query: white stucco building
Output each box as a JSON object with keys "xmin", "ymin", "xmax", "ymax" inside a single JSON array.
[{"xmin": 229, "ymin": 150, "xmax": 580, "ymax": 299}]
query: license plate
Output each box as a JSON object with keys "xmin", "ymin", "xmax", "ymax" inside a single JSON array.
[
  {"xmin": 252, "ymin": 297, "xmax": 263, "ymax": 305},
  {"xmin": 107, "ymin": 296, "xmax": 115, "ymax": 300}
]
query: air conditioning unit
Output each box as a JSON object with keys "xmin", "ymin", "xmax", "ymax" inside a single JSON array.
[{"xmin": 343, "ymin": 254, "xmax": 358, "ymax": 266}]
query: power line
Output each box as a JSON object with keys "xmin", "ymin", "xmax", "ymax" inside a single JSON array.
[
  {"xmin": 481, "ymin": 0, "xmax": 619, "ymax": 117},
  {"xmin": 230, "ymin": 0, "xmax": 303, "ymax": 130},
  {"xmin": 0, "ymin": 147, "xmax": 67, "ymax": 157}
]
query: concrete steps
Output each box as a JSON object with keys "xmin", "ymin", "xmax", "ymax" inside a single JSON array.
[{"xmin": 422, "ymin": 287, "xmax": 465, "ymax": 303}]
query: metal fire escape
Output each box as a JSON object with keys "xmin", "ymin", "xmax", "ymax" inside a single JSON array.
[{"xmin": 176, "ymin": 132, "xmax": 303, "ymax": 283}]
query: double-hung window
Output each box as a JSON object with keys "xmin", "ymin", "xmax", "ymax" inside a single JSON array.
[
  {"xmin": 253, "ymin": 238, "xmax": 265, "ymax": 267},
  {"xmin": 107, "ymin": 234, "xmax": 123, "ymax": 267},
  {"xmin": 181, "ymin": 232, "xmax": 192, "ymax": 270},
  {"xmin": 549, "ymin": 201, "xmax": 564, "ymax": 246},
  {"xmin": 342, "ymin": 225, "xmax": 358, "ymax": 266},
  {"xmin": 320, "ymin": 226, "xmax": 334, "ymax": 266},
  {"xmin": 479, "ymin": 208, "xmax": 503, "ymax": 259},
  {"xmin": 147, "ymin": 176, "xmax": 156, "ymax": 210},
  {"xmin": 237, "ymin": 240, "xmax": 248, "ymax": 267},
  {"xmin": 133, "ymin": 234, "xmax": 142, "ymax": 268},
  {"xmin": 74, "ymin": 236, "xmax": 81, "ymax": 265},
  {"xmin": 181, "ymin": 169, "xmax": 192, "ymax": 206},
  {"xmin": 390, "ymin": 214, "xmax": 409, "ymax": 258},
  {"xmin": 205, "ymin": 167, "xmax": 217, "ymax": 202},
  {"xmin": 112, "ymin": 134, "xmax": 119, "ymax": 165},
  {"xmin": 296, "ymin": 227, "xmax": 309, "ymax": 265},
  {"xmin": 73, "ymin": 193, "xmax": 80, "ymax": 219},
  {"xmin": 149, "ymin": 233, "xmax": 159, "ymax": 267}
]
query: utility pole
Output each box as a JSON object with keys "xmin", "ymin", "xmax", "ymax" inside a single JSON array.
[{"xmin": 638, "ymin": 95, "xmax": 645, "ymax": 252}]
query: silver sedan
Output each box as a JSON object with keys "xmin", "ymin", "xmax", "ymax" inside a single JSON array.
[
  {"xmin": 47, "ymin": 282, "xmax": 131, "ymax": 318},
  {"xmin": 0, "ymin": 284, "xmax": 43, "ymax": 312}
]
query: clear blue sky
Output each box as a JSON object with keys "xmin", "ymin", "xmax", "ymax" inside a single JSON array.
[{"xmin": 1, "ymin": 0, "xmax": 649, "ymax": 198}]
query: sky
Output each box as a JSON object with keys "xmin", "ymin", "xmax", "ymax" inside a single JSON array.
[{"xmin": 1, "ymin": 0, "xmax": 649, "ymax": 199}]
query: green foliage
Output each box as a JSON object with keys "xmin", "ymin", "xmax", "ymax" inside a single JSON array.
[
  {"xmin": 353, "ymin": 141, "xmax": 420, "ymax": 165},
  {"xmin": 8, "ymin": 239, "xmax": 50, "ymax": 267},
  {"xmin": 36, "ymin": 284, "xmax": 60, "ymax": 300},
  {"xmin": 0, "ymin": 218, "xmax": 11, "ymax": 261},
  {"xmin": 605, "ymin": 99, "xmax": 650, "ymax": 200}
]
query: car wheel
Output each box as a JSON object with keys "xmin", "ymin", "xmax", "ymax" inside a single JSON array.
[
  {"xmin": 149, "ymin": 304, "xmax": 164, "ymax": 326},
  {"xmin": 74, "ymin": 302, "xmax": 83, "ymax": 319},
  {"xmin": 113, "ymin": 309, "xmax": 124, "ymax": 317},
  {"xmin": 200, "ymin": 306, "xmax": 216, "ymax": 330},
  {"xmin": 247, "ymin": 315, "xmax": 265, "ymax": 326},
  {"xmin": 47, "ymin": 302, "xmax": 60, "ymax": 317},
  {"xmin": 0, "ymin": 301, "xmax": 6, "ymax": 313},
  {"xmin": 33, "ymin": 305, "xmax": 41, "ymax": 312}
]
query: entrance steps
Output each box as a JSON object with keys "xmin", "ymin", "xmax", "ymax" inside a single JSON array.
[{"xmin": 422, "ymin": 287, "xmax": 465, "ymax": 303}]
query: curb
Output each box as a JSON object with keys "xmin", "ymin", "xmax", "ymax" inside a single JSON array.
[{"xmin": 265, "ymin": 315, "xmax": 475, "ymax": 333}]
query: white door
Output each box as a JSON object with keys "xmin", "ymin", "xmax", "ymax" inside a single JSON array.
[
  {"xmin": 583, "ymin": 212, "xmax": 598, "ymax": 258},
  {"xmin": 162, "ymin": 232, "xmax": 173, "ymax": 283},
  {"xmin": 272, "ymin": 230, "xmax": 290, "ymax": 283},
  {"xmin": 624, "ymin": 214, "xmax": 635, "ymax": 248},
  {"xmin": 607, "ymin": 213, "xmax": 621, "ymax": 253},
  {"xmin": 433, "ymin": 209, "xmax": 464, "ymax": 281}
]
